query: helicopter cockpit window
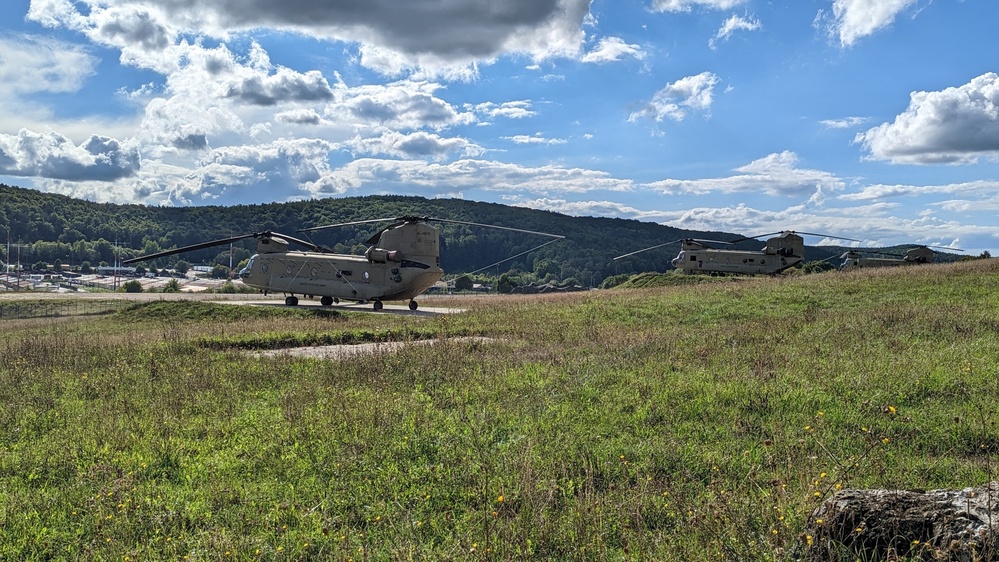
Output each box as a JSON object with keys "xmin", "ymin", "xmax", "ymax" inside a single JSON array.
[
  {"xmin": 240, "ymin": 257, "xmax": 255, "ymax": 279},
  {"xmin": 363, "ymin": 271, "xmax": 370, "ymax": 280}
]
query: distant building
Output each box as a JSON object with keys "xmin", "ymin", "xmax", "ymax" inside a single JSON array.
[{"xmin": 97, "ymin": 266, "xmax": 136, "ymax": 276}]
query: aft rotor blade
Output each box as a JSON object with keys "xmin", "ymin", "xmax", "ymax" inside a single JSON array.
[
  {"xmin": 794, "ymin": 231, "xmax": 862, "ymax": 243},
  {"xmin": 298, "ymin": 217, "xmax": 405, "ymax": 233},
  {"xmin": 729, "ymin": 230, "xmax": 861, "ymax": 244},
  {"xmin": 613, "ymin": 239, "xmax": 684, "ymax": 261},
  {"xmin": 429, "ymin": 218, "xmax": 565, "ymax": 239}
]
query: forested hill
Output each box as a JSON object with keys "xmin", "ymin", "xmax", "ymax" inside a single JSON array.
[{"xmin": 1, "ymin": 183, "xmax": 843, "ymax": 284}]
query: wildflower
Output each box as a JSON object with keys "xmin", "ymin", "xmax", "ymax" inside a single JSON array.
[
  {"xmin": 882, "ymin": 437, "xmax": 890, "ymax": 444},
  {"xmin": 887, "ymin": 405, "xmax": 897, "ymax": 415},
  {"xmin": 497, "ymin": 495, "xmax": 504, "ymax": 503},
  {"xmin": 805, "ymin": 535, "xmax": 814, "ymax": 546},
  {"xmin": 815, "ymin": 518, "xmax": 823, "ymax": 524}
]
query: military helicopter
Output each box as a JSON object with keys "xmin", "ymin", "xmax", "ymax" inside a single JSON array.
[
  {"xmin": 124, "ymin": 216, "xmax": 564, "ymax": 310},
  {"xmin": 614, "ymin": 231, "xmax": 858, "ymax": 275},
  {"xmin": 837, "ymin": 245, "xmax": 963, "ymax": 270}
]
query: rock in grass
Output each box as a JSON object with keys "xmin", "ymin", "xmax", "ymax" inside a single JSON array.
[{"xmin": 803, "ymin": 482, "xmax": 999, "ymax": 561}]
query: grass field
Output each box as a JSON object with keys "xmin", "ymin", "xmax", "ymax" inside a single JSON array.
[{"xmin": 2, "ymin": 260, "xmax": 998, "ymax": 561}]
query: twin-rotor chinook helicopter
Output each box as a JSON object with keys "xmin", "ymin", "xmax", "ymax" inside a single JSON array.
[
  {"xmin": 836, "ymin": 245, "xmax": 963, "ymax": 270},
  {"xmin": 124, "ymin": 216, "xmax": 564, "ymax": 310},
  {"xmin": 614, "ymin": 231, "xmax": 860, "ymax": 275}
]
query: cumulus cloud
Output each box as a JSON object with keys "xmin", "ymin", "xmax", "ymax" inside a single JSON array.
[
  {"xmin": 629, "ymin": 72, "xmax": 720, "ymax": 123},
  {"xmin": 646, "ymin": 151, "xmax": 845, "ymax": 197},
  {"xmin": 0, "ymin": 129, "xmax": 139, "ymax": 181},
  {"xmin": 825, "ymin": 0, "xmax": 919, "ymax": 47},
  {"xmin": 709, "ymin": 14, "xmax": 761, "ymax": 49},
  {"xmin": 328, "ymin": 80, "xmax": 476, "ymax": 131},
  {"xmin": 650, "ymin": 0, "xmax": 748, "ymax": 12},
  {"xmin": 28, "ymin": 0, "xmax": 592, "ymax": 76},
  {"xmin": 471, "ymin": 101, "xmax": 537, "ymax": 120},
  {"xmin": 855, "ymin": 73, "xmax": 999, "ymax": 164},
  {"xmin": 347, "ymin": 131, "xmax": 485, "ymax": 160},
  {"xmin": 581, "ymin": 37, "xmax": 645, "ymax": 63},
  {"xmin": 299, "ymin": 157, "xmax": 635, "ymax": 199}
]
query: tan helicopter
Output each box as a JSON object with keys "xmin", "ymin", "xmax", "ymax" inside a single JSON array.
[
  {"xmin": 615, "ymin": 231, "xmax": 858, "ymax": 275},
  {"xmin": 837, "ymin": 245, "xmax": 962, "ymax": 270},
  {"xmin": 124, "ymin": 216, "xmax": 564, "ymax": 310}
]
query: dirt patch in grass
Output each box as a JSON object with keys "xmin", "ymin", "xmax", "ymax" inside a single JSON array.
[{"xmin": 247, "ymin": 336, "xmax": 496, "ymax": 360}]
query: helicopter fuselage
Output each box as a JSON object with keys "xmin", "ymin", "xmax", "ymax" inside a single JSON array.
[
  {"xmin": 673, "ymin": 233, "xmax": 804, "ymax": 275},
  {"xmin": 240, "ymin": 251, "xmax": 443, "ymax": 302},
  {"xmin": 839, "ymin": 246, "xmax": 935, "ymax": 270}
]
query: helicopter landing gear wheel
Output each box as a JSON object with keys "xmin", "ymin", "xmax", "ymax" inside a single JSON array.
[
  {"xmin": 408, "ymin": 300, "xmax": 418, "ymax": 311},
  {"xmin": 320, "ymin": 296, "xmax": 333, "ymax": 307},
  {"xmin": 285, "ymin": 296, "xmax": 299, "ymax": 306},
  {"xmin": 373, "ymin": 300, "xmax": 384, "ymax": 311}
]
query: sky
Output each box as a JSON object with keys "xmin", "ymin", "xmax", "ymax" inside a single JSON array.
[{"xmin": 1, "ymin": 0, "xmax": 998, "ymax": 254}]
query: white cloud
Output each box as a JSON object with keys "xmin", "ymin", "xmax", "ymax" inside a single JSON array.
[
  {"xmin": 581, "ymin": 37, "xmax": 645, "ymax": 63},
  {"xmin": 646, "ymin": 151, "xmax": 844, "ymax": 197},
  {"xmin": 472, "ymin": 101, "xmax": 537, "ymax": 121},
  {"xmin": 347, "ymin": 130, "xmax": 485, "ymax": 160},
  {"xmin": 299, "ymin": 157, "xmax": 635, "ymax": 199},
  {"xmin": 709, "ymin": 15, "xmax": 761, "ymax": 49},
  {"xmin": 0, "ymin": 35, "xmax": 98, "ymax": 97},
  {"xmin": 820, "ymin": 116, "xmax": 868, "ymax": 129},
  {"xmin": 328, "ymin": 80, "xmax": 477, "ymax": 131},
  {"xmin": 501, "ymin": 134, "xmax": 567, "ymax": 145},
  {"xmin": 855, "ymin": 73, "xmax": 999, "ymax": 164},
  {"xmin": 826, "ymin": 0, "xmax": 919, "ymax": 47},
  {"xmin": 650, "ymin": 0, "xmax": 748, "ymax": 13},
  {"xmin": 629, "ymin": 72, "xmax": 719, "ymax": 123},
  {"xmin": 0, "ymin": 129, "xmax": 139, "ymax": 181}
]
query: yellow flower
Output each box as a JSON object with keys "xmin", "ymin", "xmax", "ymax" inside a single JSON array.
[
  {"xmin": 806, "ymin": 535, "xmax": 814, "ymax": 546},
  {"xmin": 497, "ymin": 495, "xmax": 504, "ymax": 503}
]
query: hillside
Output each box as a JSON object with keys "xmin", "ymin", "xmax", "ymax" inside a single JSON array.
[{"xmin": 0, "ymin": 183, "xmax": 879, "ymax": 283}]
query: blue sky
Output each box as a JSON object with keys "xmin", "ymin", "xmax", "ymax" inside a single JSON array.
[{"xmin": 1, "ymin": 0, "xmax": 998, "ymax": 254}]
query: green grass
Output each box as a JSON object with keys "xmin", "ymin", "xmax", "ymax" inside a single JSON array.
[{"xmin": 1, "ymin": 260, "xmax": 998, "ymax": 560}]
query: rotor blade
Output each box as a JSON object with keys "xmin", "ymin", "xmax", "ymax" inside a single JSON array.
[
  {"xmin": 921, "ymin": 244, "xmax": 964, "ymax": 252},
  {"xmin": 727, "ymin": 231, "xmax": 783, "ymax": 244},
  {"xmin": 794, "ymin": 231, "xmax": 863, "ymax": 243},
  {"xmin": 469, "ymin": 238, "xmax": 564, "ymax": 275},
  {"xmin": 123, "ymin": 233, "xmax": 260, "ymax": 264},
  {"xmin": 613, "ymin": 239, "xmax": 685, "ymax": 260},
  {"xmin": 123, "ymin": 231, "xmax": 326, "ymax": 264},
  {"xmin": 428, "ymin": 218, "xmax": 565, "ymax": 239},
  {"xmin": 297, "ymin": 217, "xmax": 407, "ymax": 233},
  {"xmin": 729, "ymin": 231, "xmax": 861, "ymax": 244}
]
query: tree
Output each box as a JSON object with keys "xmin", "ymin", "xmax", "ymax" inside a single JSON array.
[
  {"xmin": 497, "ymin": 273, "xmax": 517, "ymax": 294},
  {"xmin": 80, "ymin": 261, "xmax": 92, "ymax": 273},
  {"xmin": 121, "ymin": 280, "xmax": 143, "ymax": 293},
  {"xmin": 174, "ymin": 260, "xmax": 190, "ymax": 275},
  {"xmin": 453, "ymin": 274, "xmax": 474, "ymax": 292},
  {"xmin": 163, "ymin": 279, "xmax": 181, "ymax": 292},
  {"xmin": 211, "ymin": 264, "xmax": 230, "ymax": 279}
]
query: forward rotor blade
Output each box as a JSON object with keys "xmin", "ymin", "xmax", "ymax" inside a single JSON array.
[
  {"xmin": 123, "ymin": 231, "xmax": 326, "ymax": 264},
  {"xmin": 123, "ymin": 233, "xmax": 259, "ymax": 264},
  {"xmin": 613, "ymin": 239, "xmax": 684, "ymax": 260}
]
